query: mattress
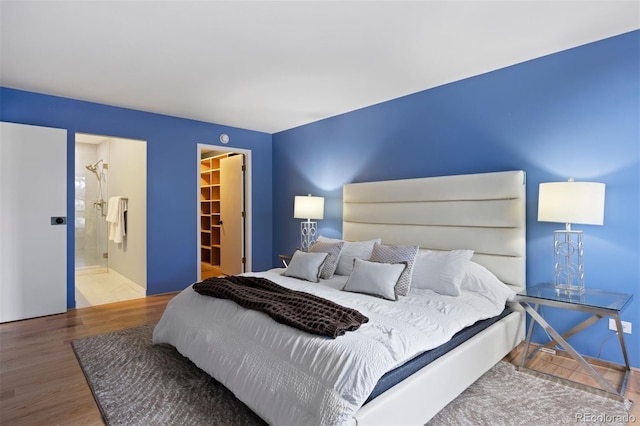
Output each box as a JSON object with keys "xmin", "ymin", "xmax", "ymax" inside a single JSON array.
[
  {"xmin": 365, "ymin": 305, "xmax": 513, "ymax": 403},
  {"xmin": 153, "ymin": 268, "xmax": 514, "ymax": 425}
]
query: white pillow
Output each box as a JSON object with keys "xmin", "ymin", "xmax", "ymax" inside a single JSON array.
[
  {"xmin": 317, "ymin": 236, "xmax": 382, "ymax": 276},
  {"xmin": 411, "ymin": 249, "xmax": 474, "ymax": 296},
  {"xmin": 369, "ymin": 243, "xmax": 419, "ymax": 297},
  {"xmin": 459, "ymin": 261, "xmax": 516, "ymax": 306},
  {"xmin": 309, "ymin": 240, "xmax": 344, "ymax": 279},
  {"xmin": 343, "ymin": 258, "xmax": 407, "ymax": 301},
  {"xmin": 282, "ymin": 250, "xmax": 329, "ymax": 283}
]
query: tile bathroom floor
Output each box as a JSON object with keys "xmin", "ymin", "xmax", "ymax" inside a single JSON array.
[{"xmin": 75, "ymin": 268, "xmax": 146, "ymax": 308}]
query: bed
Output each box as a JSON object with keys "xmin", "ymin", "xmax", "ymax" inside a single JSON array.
[{"xmin": 153, "ymin": 170, "xmax": 527, "ymax": 425}]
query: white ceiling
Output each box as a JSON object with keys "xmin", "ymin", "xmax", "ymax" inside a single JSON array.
[{"xmin": 1, "ymin": 1, "xmax": 638, "ymax": 134}]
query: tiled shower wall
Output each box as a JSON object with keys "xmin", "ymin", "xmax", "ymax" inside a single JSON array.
[{"xmin": 74, "ymin": 142, "xmax": 108, "ymax": 268}]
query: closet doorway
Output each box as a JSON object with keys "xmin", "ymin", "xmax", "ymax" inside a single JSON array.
[
  {"xmin": 198, "ymin": 144, "xmax": 252, "ymax": 280},
  {"xmin": 74, "ymin": 133, "xmax": 147, "ymax": 308}
]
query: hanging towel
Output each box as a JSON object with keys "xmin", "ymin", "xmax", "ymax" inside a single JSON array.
[{"xmin": 106, "ymin": 196, "xmax": 127, "ymax": 243}]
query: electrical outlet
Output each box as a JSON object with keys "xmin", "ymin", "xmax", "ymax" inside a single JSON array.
[{"xmin": 608, "ymin": 318, "xmax": 632, "ymax": 334}]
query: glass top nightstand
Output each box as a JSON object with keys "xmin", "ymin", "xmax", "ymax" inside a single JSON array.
[
  {"xmin": 278, "ymin": 254, "xmax": 292, "ymax": 267},
  {"xmin": 516, "ymin": 283, "xmax": 632, "ymax": 400},
  {"xmin": 518, "ymin": 283, "xmax": 632, "ymax": 313}
]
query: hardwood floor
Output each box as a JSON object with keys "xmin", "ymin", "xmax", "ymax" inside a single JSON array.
[
  {"xmin": 505, "ymin": 343, "xmax": 640, "ymax": 423},
  {"xmin": 0, "ymin": 293, "xmax": 176, "ymax": 425},
  {"xmin": 1, "ymin": 294, "xmax": 638, "ymax": 425}
]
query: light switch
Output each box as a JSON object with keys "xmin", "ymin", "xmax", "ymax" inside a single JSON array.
[{"xmin": 50, "ymin": 217, "xmax": 67, "ymax": 225}]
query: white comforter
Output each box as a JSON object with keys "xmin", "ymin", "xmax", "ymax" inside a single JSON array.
[{"xmin": 152, "ymin": 269, "xmax": 510, "ymax": 426}]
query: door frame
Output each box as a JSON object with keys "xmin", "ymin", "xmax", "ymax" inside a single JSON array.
[
  {"xmin": 73, "ymin": 132, "xmax": 148, "ymax": 307},
  {"xmin": 197, "ymin": 143, "xmax": 252, "ymax": 281}
]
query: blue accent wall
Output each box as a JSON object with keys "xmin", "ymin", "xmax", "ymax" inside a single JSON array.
[
  {"xmin": 0, "ymin": 88, "xmax": 273, "ymax": 306},
  {"xmin": 273, "ymin": 31, "xmax": 640, "ymax": 367}
]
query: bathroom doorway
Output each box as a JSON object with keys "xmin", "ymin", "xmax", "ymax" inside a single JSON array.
[{"xmin": 74, "ymin": 133, "xmax": 147, "ymax": 308}]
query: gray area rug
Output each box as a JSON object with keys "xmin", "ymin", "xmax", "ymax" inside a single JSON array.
[
  {"xmin": 428, "ymin": 361, "xmax": 633, "ymax": 426},
  {"xmin": 72, "ymin": 324, "xmax": 632, "ymax": 426}
]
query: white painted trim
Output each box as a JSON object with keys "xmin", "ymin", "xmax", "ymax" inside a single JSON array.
[{"xmin": 196, "ymin": 143, "xmax": 252, "ymax": 281}]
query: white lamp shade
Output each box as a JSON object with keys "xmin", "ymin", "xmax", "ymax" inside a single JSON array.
[
  {"xmin": 538, "ymin": 181, "xmax": 605, "ymax": 225},
  {"xmin": 294, "ymin": 195, "xmax": 324, "ymax": 220}
]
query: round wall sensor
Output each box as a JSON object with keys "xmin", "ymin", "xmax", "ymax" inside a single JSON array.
[{"xmin": 220, "ymin": 134, "xmax": 230, "ymax": 144}]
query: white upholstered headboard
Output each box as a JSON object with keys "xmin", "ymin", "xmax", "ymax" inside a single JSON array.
[{"xmin": 343, "ymin": 170, "xmax": 526, "ymax": 291}]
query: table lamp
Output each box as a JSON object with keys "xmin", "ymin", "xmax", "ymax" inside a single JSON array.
[
  {"xmin": 294, "ymin": 194, "xmax": 324, "ymax": 251},
  {"xmin": 538, "ymin": 178, "xmax": 605, "ymax": 295}
]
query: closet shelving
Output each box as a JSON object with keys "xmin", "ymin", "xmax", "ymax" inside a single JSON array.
[{"xmin": 200, "ymin": 153, "xmax": 229, "ymax": 269}]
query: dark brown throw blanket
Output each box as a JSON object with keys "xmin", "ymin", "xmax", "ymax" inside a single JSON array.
[{"xmin": 193, "ymin": 275, "xmax": 368, "ymax": 338}]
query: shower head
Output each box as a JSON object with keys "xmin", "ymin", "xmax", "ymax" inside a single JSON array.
[
  {"xmin": 85, "ymin": 159, "xmax": 102, "ymax": 176},
  {"xmin": 85, "ymin": 159, "xmax": 103, "ymax": 173}
]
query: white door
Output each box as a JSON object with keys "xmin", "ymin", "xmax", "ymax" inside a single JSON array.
[
  {"xmin": 0, "ymin": 122, "xmax": 67, "ymax": 322},
  {"xmin": 220, "ymin": 154, "xmax": 244, "ymax": 275}
]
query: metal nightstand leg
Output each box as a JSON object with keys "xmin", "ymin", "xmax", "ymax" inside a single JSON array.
[
  {"xmin": 518, "ymin": 302, "xmax": 629, "ymax": 399},
  {"xmin": 519, "ymin": 303, "xmax": 539, "ymax": 367}
]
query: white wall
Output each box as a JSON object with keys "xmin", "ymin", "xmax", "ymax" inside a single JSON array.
[{"xmin": 108, "ymin": 137, "xmax": 147, "ymax": 290}]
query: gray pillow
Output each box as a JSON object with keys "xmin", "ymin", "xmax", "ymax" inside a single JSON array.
[
  {"xmin": 309, "ymin": 240, "xmax": 344, "ymax": 279},
  {"xmin": 282, "ymin": 250, "xmax": 329, "ymax": 283},
  {"xmin": 317, "ymin": 236, "xmax": 382, "ymax": 276},
  {"xmin": 369, "ymin": 243, "xmax": 419, "ymax": 297},
  {"xmin": 344, "ymin": 258, "xmax": 407, "ymax": 300}
]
